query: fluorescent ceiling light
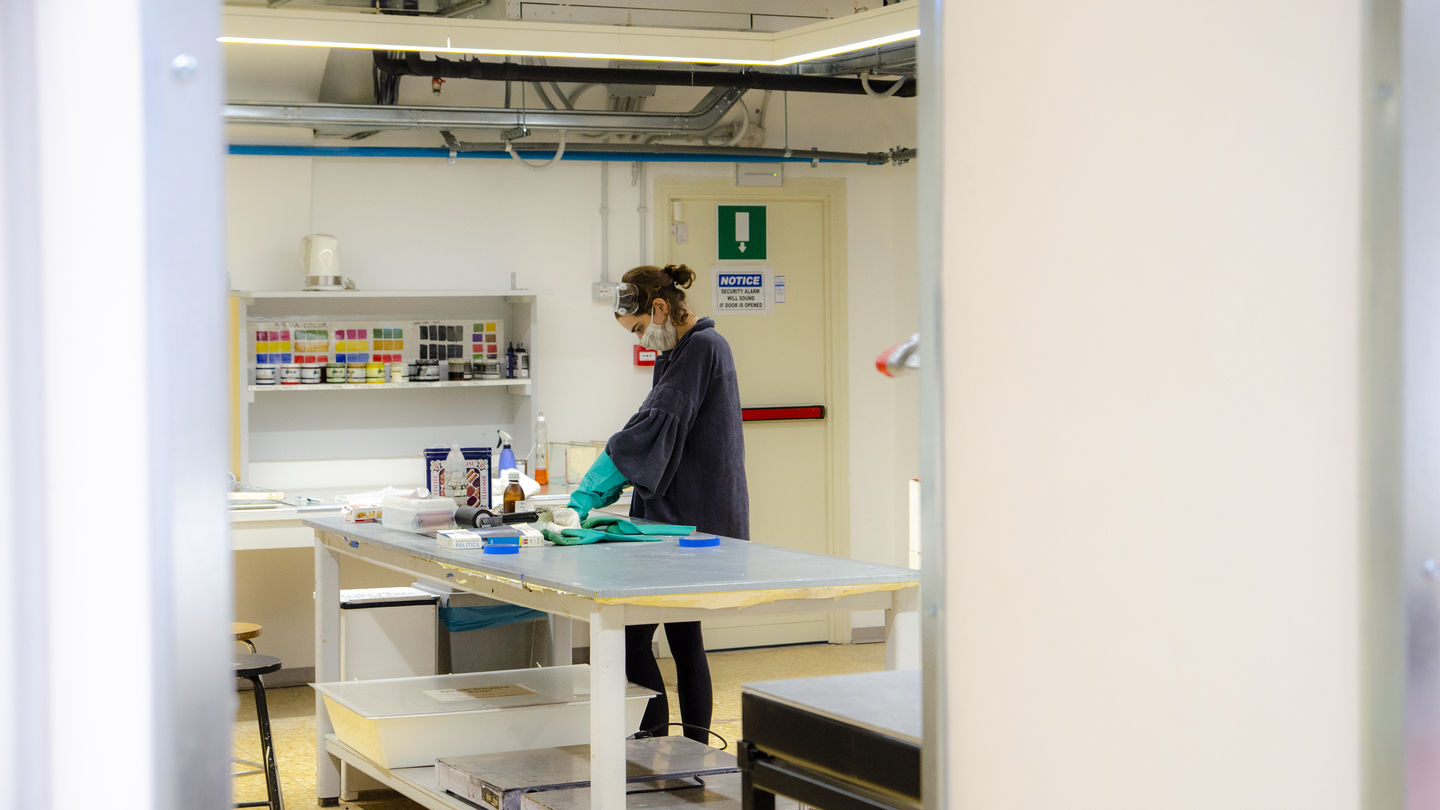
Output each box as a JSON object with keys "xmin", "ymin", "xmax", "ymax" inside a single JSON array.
[{"xmin": 220, "ymin": 4, "xmax": 918, "ymax": 68}]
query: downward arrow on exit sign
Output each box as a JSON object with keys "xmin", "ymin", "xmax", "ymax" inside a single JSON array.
[{"xmin": 718, "ymin": 204, "xmax": 766, "ymax": 260}]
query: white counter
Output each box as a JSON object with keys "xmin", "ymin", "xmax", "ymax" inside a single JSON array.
[{"xmin": 231, "ymin": 484, "xmax": 631, "ymax": 549}]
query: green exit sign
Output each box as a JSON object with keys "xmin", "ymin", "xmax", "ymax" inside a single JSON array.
[{"xmin": 717, "ymin": 204, "xmax": 767, "ymax": 260}]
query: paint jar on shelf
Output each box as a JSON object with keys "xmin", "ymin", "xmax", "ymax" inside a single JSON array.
[{"xmin": 254, "ymin": 365, "xmax": 276, "ymax": 386}]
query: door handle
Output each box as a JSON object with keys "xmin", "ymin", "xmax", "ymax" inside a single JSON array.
[{"xmin": 876, "ymin": 333, "xmax": 919, "ymax": 377}]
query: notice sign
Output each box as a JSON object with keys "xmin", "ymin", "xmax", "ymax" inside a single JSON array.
[
  {"xmin": 717, "ymin": 204, "xmax": 767, "ymax": 260},
  {"xmin": 714, "ymin": 266, "xmax": 772, "ymax": 314}
]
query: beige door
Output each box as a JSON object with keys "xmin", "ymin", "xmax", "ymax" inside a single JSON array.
[{"xmin": 655, "ymin": 177, "xmax": 848, "ymax": 650}]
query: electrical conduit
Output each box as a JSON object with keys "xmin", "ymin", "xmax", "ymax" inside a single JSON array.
[{"xmin": 228, "ymin": 144, "xmax": 898, "ymax": 164}]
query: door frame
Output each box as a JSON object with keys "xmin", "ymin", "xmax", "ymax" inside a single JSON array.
[{"xmin": 653, "ymin": 176, "xmax": 853, "ymax": 644}]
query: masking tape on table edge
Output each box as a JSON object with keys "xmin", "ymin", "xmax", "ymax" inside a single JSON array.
[{"xmin": 595, "ymin": 581, "xmax": 917, "ymax": 610}]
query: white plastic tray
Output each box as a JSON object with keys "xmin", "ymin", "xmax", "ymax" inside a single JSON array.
[{"xmin": 313, "ymin": 665, "xmax": 655, "ymax": 768}]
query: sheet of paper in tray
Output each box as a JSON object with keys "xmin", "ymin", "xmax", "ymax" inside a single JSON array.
[{"xmin": 435, "ymin": 736, "xmax": 737, "ymax": 810}]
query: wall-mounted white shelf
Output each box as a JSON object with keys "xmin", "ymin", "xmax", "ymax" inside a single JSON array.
[
  {"xmin": 231, "ymin": 289, "xmax": 540, "ymax": 480},
  {"xmin": 240, "ymin": 289, "xmax": 538, "ymax": 300},
  {"xmin": 248, "ymin": 379, "xmax": 530, "ymax": 393}
]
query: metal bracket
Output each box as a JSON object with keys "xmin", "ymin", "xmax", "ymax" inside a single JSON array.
[{"xmin": 500, "ymin": 125, "xmax": 531, "ymax": 143}]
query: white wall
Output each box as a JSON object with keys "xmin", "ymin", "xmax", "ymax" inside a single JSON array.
[
  {"xmin": 228, "ymin": 90, "xmax": 919, "ymax": 577},
  {"xmin": 931, "ymin": 2, "xmax": 1376, "ymax": 808},
  {"xmin": 845, "ymin": 167, "xmax": 919, "ymax": 571}
]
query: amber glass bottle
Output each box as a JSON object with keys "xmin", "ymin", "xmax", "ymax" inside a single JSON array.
[{"xmin": 502, "ymin": 471, "xmax": 524, "ymax": 514}]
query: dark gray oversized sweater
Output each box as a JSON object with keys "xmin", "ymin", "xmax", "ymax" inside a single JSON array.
[{"xmin": 605, "ymin": 318, "xmax": 750, "ymax": 540}]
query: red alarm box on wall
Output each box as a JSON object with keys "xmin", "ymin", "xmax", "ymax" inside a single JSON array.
[{"xmin": 634, "ymin": 344, "xmax": 657, "ymax": 366}]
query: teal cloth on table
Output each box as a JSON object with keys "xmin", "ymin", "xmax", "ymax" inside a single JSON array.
[
  {"xmin": 543, "ymin": 516, "xmax": 697, "ymax": 546},
  {"xmin": 566, "ymin": 451, "xmax": 629, "ymax": 520},
  {"xmin": 581, "ymin": 515, "xmax": 696, "ymax": 535}
]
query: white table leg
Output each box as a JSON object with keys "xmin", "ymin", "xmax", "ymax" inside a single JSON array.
[
  {"xmin": 589, "ymin": 603, "xmax": 626, "ymax": 810},
  {"xmin": 549, "ymin": 615, "xmax": 574, "ymax": 666},
  {"xmin": 315, "ymin": 537, "xmax": 342, "ymax": 803},
  {"xmin": 886, "ymin": 586, "xmax": 921, "ymax": 670}
]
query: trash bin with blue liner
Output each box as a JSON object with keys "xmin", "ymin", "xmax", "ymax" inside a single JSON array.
[{"xmin": 439, "ymin": 592, "xmax": 552, "ymax": 673}]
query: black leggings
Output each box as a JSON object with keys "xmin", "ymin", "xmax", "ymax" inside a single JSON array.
[{"xmin": 624, "ymin": 621, "xmax": 712, "ymax": 743}]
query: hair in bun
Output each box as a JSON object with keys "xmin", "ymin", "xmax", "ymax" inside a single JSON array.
[
  {"xmin": 661, "ymin": 264, "xmax": 696, "ymax": 289},
  {"xmin": 618, "ymin": 264, "xmax": 696, "ymax": 326}
]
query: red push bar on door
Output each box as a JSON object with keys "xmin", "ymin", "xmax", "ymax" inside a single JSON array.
[{"xmin": 741, "ymin": 406, "xmax": 825, "ymax": 422}]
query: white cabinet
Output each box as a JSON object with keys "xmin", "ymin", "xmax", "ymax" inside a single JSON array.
[{"xmin": 231, "ymin": 289, "xmax": 539, "ymax": 485}]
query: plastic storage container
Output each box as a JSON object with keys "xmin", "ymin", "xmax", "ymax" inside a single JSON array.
[
  {"xmin": 313, "ymin": 665, "xmax": 655, "ymax": 768},
  {"xmin": 380, "ymin": 489, "xmax": 457, "ymax": 532}
]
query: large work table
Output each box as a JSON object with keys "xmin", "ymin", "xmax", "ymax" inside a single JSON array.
[{"xmin": 305, "ymin": 515, "xmax": 920, "ymax": 810}]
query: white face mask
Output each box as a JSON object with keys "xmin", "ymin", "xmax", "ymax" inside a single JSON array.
[{"xmin": 639, "ymin": 304, "xmax": 678, "ymax": 352}]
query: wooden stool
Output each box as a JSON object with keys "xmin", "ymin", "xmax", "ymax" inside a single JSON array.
[
  {"xmin": 233, "ymin": 622, "xmax": 263, "ymax": 654},
  {"xmin": 235, "ymin": 653, "xmax": 284, "ymax": 810}
]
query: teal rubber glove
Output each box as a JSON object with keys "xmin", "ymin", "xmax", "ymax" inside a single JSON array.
[{"xmin": 566, "ymin": 451, "xmax": 628, "ymax": 520}]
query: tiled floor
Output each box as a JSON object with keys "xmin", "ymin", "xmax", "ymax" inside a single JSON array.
[{"xmin": 233, "ymin": 641, "xmax": 887, "ymax": 809}]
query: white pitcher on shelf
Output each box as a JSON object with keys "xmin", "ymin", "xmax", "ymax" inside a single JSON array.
[{"xmin": 301, "ymin": 234, "xmax": 352, "ymax": 290}]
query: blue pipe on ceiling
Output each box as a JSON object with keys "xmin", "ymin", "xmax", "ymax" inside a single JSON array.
[{"xmin": 228, "ymin": 144, "xmax": 871, "ymax": 164}]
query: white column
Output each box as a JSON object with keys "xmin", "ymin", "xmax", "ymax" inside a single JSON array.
[
  {"xmin": 885, "ymin": 587, "xmax": 920, "ymax": 671},
  {"xmin": 1, "ymin": 1, "xmax": 230, "ymax": 808},
  {"xmin": 315, "ymin": 541, "xmax": 343, "ymax": 801},
  {"xmin": 1403, "ymin": 0, "xmax": 1440, "ymax": 806},
  {"xmin": 549, "ymin": 615, "xmax": 574, "ymax": 666},
  {"xmin": 924, "ymin": 1, "xmax": 1393, "ymax": 808},
  {"xmin": 589, "ymin": 604, "xmax": 626, "ymax": 810}
]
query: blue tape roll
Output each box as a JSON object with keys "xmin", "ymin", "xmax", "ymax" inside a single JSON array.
[
  {"xmin": 482, "ymin": 544, "xmax": 520, "ymax": 555},
  {"xmin": 679, "ymin": 535, "xmax": 720, "ymax": 548}
]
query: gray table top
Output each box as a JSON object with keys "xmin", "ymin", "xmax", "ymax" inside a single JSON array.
[
  {"xmin": 742, "ymin": 670, "xmax": 921, "ymax": 745},
  {"xmin": 304, "ymin": 515, "xmax": 918, "ymax": 602}
]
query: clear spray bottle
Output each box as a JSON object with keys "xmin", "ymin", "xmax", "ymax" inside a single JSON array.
[
  {"xmin": 533, "ymin": 411, "xmax": 549, "ymax": 485},
  {"xmin": 442, "ymin": 443, "xmax": 468, "ymax": 504}
]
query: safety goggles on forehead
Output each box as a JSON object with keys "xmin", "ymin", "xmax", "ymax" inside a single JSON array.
[{"xmin": 613, "ymin": 282, "xmax": 642, "ymax": 315}]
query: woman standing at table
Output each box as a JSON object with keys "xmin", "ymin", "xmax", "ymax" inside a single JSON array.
[{"xmin": 567, "ymin": 263, "xmax": 749, "ymax": 744}]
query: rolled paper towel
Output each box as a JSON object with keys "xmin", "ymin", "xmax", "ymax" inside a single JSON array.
[{"xmin": 489, "ymin": 470, "xmax": 542, "ymax": 508}]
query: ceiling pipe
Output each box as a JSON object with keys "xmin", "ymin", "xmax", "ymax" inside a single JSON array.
[
  {"xmin": 227, "ymin": 142, "xmax": 916, "ymax": 165},
  {"xmin": 438, "ymin": 0, "xmax": 490, "ymax": 17},
  {"xmin": 373, "ymin": 52, "xmax": 916, "ymax": 98},
  {"xmin": 225, "ymin": 87, "xmax": 745, "ymax": 134},
  {"xmin": 438, "ymin": 134, "xmax": 912, "ymax": 165}
]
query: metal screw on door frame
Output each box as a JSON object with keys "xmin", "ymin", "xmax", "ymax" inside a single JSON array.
[{"xmin": 170, "ymin": 54, "xmax": 198, "ymax": 83}]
